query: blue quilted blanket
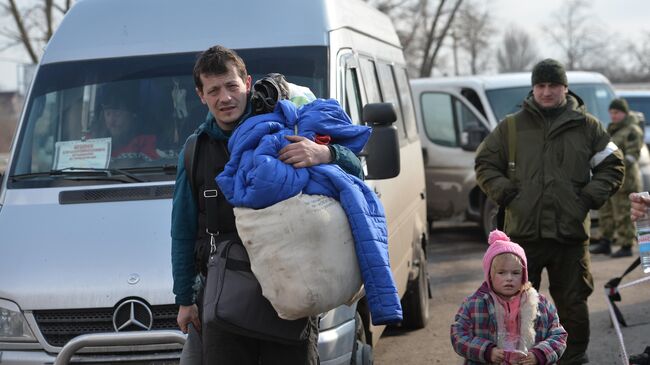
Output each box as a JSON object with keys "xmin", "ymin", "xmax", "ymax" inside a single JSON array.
[{"xmin": 216, "ymin": 99, "xmax": 402, "ymax": 325}]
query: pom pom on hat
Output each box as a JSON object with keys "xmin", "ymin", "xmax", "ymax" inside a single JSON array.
[
  {"xmin": 482, "ymin": 229, "xmax": 528, "ymax": 288},
  {"xmin": 488, "ymin": 230, "xmax": 510, "ymax": 246}
]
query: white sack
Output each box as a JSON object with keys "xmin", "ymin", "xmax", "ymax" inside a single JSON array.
[{"xmin": 234, "ymin": 194, "xmax": 363, "ymax": 320}]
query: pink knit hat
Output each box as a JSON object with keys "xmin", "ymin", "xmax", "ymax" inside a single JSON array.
[{"xmin": 482, "ymin": 230, "xmax": 528, "ymax": 288}]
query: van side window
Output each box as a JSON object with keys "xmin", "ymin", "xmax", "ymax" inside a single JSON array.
[
  {"xmin": 394, "ymin": 67, "xmax": 418, "ymax": 140},
  {"xmin": 421, "ymin": 92, "xmax": 456, "ymax": 147},
  {"xmin": 344, "ymin": 68, "xmax": 362, "ymax": 125},
  {"xmin": 376, "ymin": 62, "xmax": 406, "ymax": 140},
  {"xmin": 358, "ymin": 58, "xmax": 382, "ymax": 104},
  {"xmin": 461, "ymin": 88, "xmax": 487, "ymax": 118},
  {"xmin": 421, "ymin": 92, "xmax": 480, "ymax": 148}
]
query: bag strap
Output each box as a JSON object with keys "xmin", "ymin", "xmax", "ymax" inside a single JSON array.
[
  {"xmin": 506, "ymin": 115, "xmax": 516, "ymax": 181},
  {"xmin": 202, "ymin": 138, "xmax": 229, "ymax": 236},
  {"xmin": 183, "ymin": 132, "xmax": 201, "ymax": 199}
]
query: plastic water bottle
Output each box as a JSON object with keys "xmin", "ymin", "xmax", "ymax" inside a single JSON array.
[{"xmin": 635, "ymin": 192, "xmax": 650, "ymax": 274}]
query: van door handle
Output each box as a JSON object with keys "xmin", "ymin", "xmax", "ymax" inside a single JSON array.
[
  {"xmin": 422, "ymin": 148, "xmax": 428, "ymax": 164},
  {"xmin": 374, "ymin": 187, "xmax": 381, "ymax": 198}
]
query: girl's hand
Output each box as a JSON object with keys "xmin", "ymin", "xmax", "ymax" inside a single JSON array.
[
  {"xmin": 490, "ymin": 348, "xmax": 505, "ymax": 363},
  {"xmin": 517, "ymin": 351, "xmax": 538, "ymax": 365}
]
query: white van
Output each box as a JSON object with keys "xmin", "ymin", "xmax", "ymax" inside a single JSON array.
[
  {"xmin": 411, "ymin": 72, "xmax": 650, "ymax": 235},
  {"xmin": 0, "ymin": 0, "xmax": 429, "ymax": 364}
]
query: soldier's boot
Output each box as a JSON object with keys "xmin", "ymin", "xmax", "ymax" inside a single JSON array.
[
  {"xmin": 589, "ymin": 238, "xmax": 612, "ymax": 255},
  {"xmin": 611, "ymin": 246, "xmax": 632, "ymax": 258}
]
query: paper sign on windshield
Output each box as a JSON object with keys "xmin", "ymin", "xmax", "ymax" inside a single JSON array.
[{"xmin": 53, "ymin": 138, "xmax": 112, "ymax": 170}]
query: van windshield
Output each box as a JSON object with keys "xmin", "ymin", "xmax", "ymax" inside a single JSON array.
[
  {"xmin": 9, "ymin": 46, "xmax": 327, "ymax": 188},
  {"xmin": 486, "ymin": 83, "xmax": 616, "ymax": 125}
]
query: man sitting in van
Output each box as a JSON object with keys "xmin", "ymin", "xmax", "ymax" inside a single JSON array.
[
  {"xmin": 171, "ymin": 45, "xmax": 363, "ymax": 364},
  {"xmin": 93, "ymin": 82, "xmax": 160, "ymax": 163}
]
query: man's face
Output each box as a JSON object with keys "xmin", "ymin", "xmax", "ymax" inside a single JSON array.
[
  {"xmin": 609, "ymin": 109, "xmax": 626, "ymax": 124},
  {"xmin": 104, "ymin": 108, "xmax": 135, "ymax": 139},
  {"xmin": 196, "ymin": 63, "xmax": 251, "ymax": 131},
  {"xmin": 532, "ymin": 82, "xmax": 568, "ymax": 109}
]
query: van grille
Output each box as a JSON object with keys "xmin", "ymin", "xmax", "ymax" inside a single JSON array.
[
  {"xmin": 32, "ymin": 305, "xmax": 179, "ymax": 347},
  {"xmin": 59, "ymin": 185, "xmax": 174, "ymax": 204}
]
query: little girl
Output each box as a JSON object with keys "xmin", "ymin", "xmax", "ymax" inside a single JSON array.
[{"xmin": 451, "ymin": 230, "xmax": 567, "ymax": 365}]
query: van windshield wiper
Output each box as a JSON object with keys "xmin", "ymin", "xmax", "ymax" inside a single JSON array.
[
  {"xmin": 119, "ymin": 164, "xmax": 178, "ymax": 175},
  {"xmin": 12, "ymin": 167, "xmax": 146, "ymax": 183}
]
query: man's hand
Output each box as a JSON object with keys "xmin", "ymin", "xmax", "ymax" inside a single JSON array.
[
  {"xmin": 490, "ymin": 348, "xmax": 505, "ymax": 363},
  {"xmin": 177, "ymin": 304, "xmax": 200, "ymax": 334},
  {"xmin": 630, "ymin": 192, "xmax": 650, "ymax": 221},
  {"xmin": 279, "ymin": 135, "xmax": 331, "ymax": 168}
]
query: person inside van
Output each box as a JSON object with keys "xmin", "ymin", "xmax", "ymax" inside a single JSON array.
[
  {"xmin": 93, "ymin": 83, "xmax": 160, "ymax": 162},
  {"xmin": 171, "ymin": 45, "xmax": 363, "ymax": 364}
]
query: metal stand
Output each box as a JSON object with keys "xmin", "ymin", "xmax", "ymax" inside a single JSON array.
[{"xmin": 605, "ymin": 275, "xmax": 650, "ymax": 365}]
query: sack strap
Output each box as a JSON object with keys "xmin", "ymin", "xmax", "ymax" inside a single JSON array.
[{"xmin": 506, "ymin": 115, "xmax": 516, "ymax": 180}]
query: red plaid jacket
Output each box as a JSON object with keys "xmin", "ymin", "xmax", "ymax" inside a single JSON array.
[{"xmin": 450, "ymin": 282, "xmax": 567, "ymax": 364}]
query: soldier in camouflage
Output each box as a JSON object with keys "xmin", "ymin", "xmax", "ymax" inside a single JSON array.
[{"xmin": 590, "ymin": 98, "xmax": 644, "ymax": 258}]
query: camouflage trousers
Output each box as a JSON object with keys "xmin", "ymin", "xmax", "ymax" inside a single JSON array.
[{"xmin": 598, "ymin": 189, "xmax": 636, "ymax": 248}]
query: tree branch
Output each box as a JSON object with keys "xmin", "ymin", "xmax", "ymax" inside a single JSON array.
[
  {"xmin": 424, "ymin": 0, "xmax": 462, "ymax": 76},
  {"xmin": 7, "ymin": 0, "xmax": 38, "ymax": 63}
]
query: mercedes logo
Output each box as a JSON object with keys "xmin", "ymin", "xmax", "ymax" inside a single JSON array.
[
  {"xmin": 113, "ymin": 299, "xmax": 153, "ymax": 332},
  {"xmin": 127, "ymin": 273, "xmax": 140, "ymax": 285}
]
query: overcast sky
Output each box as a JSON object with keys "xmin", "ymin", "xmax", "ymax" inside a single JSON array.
[
  {"xmin": 492, "ymin": 0, "xmax": 649, "ymax": 57},
  {"xmin": 0, "ymin": 0, "xmax": 649, "ymax": 91}
]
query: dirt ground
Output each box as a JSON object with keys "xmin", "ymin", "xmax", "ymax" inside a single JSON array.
[{"xmin": 374, "ymin": 226, "xmax": 650, "ymax": 365}]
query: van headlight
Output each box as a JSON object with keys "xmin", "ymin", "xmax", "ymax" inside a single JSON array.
[{"xmin": 0, "ymin": 299, "xmax": 36, "ymax": 342}]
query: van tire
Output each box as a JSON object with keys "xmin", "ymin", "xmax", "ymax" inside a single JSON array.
[
  {"xmin": 352, "ymin": 312, "xmax": 373, "ymax": 365},
  {"xmin": 400, "ymin": 246, "xmax": 429, "ymax": 329}
]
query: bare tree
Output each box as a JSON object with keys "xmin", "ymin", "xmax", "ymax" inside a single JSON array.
[
  {"xmin": 366, "ymin": 0, "xmax": 463, "ymax": 77},
  {"xmin": 497, "ymin": 25, "xmax": 538, "ymax": 73},
  {"xmin": 417, "ymin": 0, "xmax": 463, "ymax": 77},
  {"xmin": 627, "ymin": 33, "xmax": 650, "ymax": 78},
  {"xmin": 453, "ymin": 0, "xmax": 494, "ymax": 75},
  {"xmin": 544, "ymin": 0, "xmax": 607, "ymax": 70},
  {"xmin": 0, "ymin": 0, "xmax": 74, "ymax": 64}
]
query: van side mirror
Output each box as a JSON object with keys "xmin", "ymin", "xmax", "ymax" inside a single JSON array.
[
  {"xmin": 461, "ymin": 122, "xmax": 488, "ymax": 152},
  {"xmin": 360, "ymin": 103, "xmax": 400, "ymax": 180}
]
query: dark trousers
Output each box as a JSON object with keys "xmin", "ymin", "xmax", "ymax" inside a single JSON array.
[
  {"xmin": 520, "ymin": 240, "xmax": 593, "ymax": 365},
  {"xmin": 202, "ymin": 317, "xmax": 320, "ymax": 365}
]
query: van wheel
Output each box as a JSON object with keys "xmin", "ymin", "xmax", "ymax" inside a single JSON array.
[
  {"xmin": 352, "ymin": 312, "xmax": 373, "ymax": 365},
  {"xmin": 481, "ymin": 197, "xmax": 499, "ymax": 239},
  {"xmin": 401, "ymin": 246, "xmax": 430, "ymax": 329}
]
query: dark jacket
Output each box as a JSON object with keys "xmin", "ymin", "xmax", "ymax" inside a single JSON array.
[
  {"xmin": 171, "ymin": 112, "xmax": 364, "ymax": 306},
  {"xmin": 607, "ymin": 113, "xmax": 643, "ymax": 193},
  {"xmin": 475, "ymin": 92, "xmax": 624, "ymax": 244}
]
